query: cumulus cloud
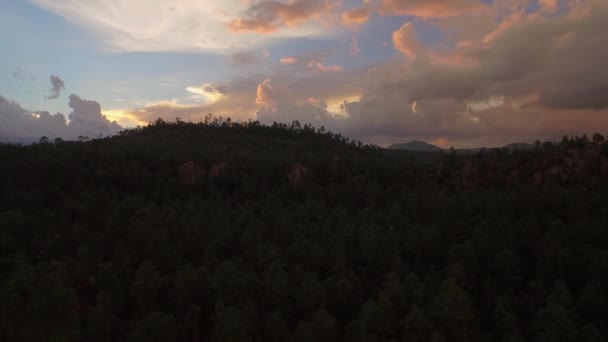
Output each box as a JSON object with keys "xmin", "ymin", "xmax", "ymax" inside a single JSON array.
[
  {"xmin": 254, "ymin": 78, "xmax": 335, "ymax": 124},
  {"xmin": 256, "ymin": 79, "xmax": 276, "ymax": 109},
  {"xmin": 178, "ymin": 2, "xmax": 608, "ymax": 147},
  {"xmin": 280, "ymin": 57, "xmax": 299, "ymax": 65},
  {"xmin": 539, "ymin": 0, "xmax": 559, "ymax": 13},
  {"xmin": 380, "ymin": 0, "xmax": 488, "ymax": 18},
  {"xmin": 308, "ymin": 61, "xmax": 343, "ymax": 72},
  {"xmin": 392, "ymin": 23, "xmax": 426, "ymax": 60},
  {"xmin": 46, "ymin": 1, "xmax": 608, "ymax": 148},
  {"xmin": 46, "ymin": 75, "xmax": 65, "ymax": 100},
  {"xmin": 278, "ymin": 50, "xmax": 345, "ymax": 73},
  {"xmin": 228, "ymin": 0, "xmax": 337, "ymax": 33},
  {"xmin": 115, "ymin": 61, "xmax": 364, "ymax": 129},
  {"xmin": 334, "ymin": 5, "xmax": 608, "ymax": 145},
  {"xmin": 482, "ymin": 18, "xmax": 519, "ymax": 44},
  {"xmin": 67, "ymin": 94, "xmax": 122, "ymax": 138},
  {"xmin": 342, "ymin": 6, "xmax": 372, "ymax": 26},
  {"xmin": 0, "ymin": 96, "xmax": 65, "ymax": 142},
  {"xmin": 193, "ymin": 83, "xmax": 229, "ymax": 97},
  {"xmin": 0, "ymin": 94, "xmax": 122, "ymax": 142}
]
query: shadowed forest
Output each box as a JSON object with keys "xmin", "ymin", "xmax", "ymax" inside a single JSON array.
[{"xmin": 1, "ymin": 119, "xmax": 608, "ymax": 341}]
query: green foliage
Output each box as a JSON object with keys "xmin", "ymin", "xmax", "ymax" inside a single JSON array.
[{"xmin": 1, "ymin": 120, "xmax": 608, "ymax": 341}]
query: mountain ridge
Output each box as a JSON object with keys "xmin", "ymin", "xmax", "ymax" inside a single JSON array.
[
  {"xmin": 387, "ymin": 140, "xmax": 442, "ymax": 152},
  {"xmin": 388, "ymin": 140, "xmax": 536, "ymax": 152}
]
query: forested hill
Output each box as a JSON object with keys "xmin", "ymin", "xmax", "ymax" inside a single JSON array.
[{"xmin": 2, "ymin": 119, "xmax": 608, "ymax": 342}]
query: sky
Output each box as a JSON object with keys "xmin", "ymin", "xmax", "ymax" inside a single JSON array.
[{"xmin": 1, "ymin": 0, "xmax": 607, "ymax": 147}]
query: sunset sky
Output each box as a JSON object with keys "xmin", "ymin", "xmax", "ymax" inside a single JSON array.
[{"xmin": 1, "ymin": 0, "xmax": 607, "ymax": 147}]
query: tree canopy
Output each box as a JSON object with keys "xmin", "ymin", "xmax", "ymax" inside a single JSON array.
[{"xmin": 1, "ymin": 119, "xmax": 608, "ymax": 341}]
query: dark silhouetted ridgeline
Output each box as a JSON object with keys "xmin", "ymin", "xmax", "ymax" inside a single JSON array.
[
  {"xmin": 388, "ymin": 140, "xmax": 442, "ymax": 152},
  {"xmin": 1, "ymin": 120, "xmax": 608, "ymax": 341}
]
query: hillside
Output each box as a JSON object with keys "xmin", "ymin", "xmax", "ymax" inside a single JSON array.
[
  {"xmin": 1, "ymin": 120, "xmax": 608, "ymax": 341},
  {"xmin": 388, "ymin": 140, "xmax": 442, "ymax": 152}
]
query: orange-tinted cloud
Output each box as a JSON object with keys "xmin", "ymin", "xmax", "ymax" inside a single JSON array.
[
  {"xmin": 307, "ymin": 97, "xmax": 325, "ymax": 107},
  {"xmin": 539, "ymin": 0, "xmax": 559, "ymax": 13},
  {"xmin": 392, "ymin": 23, "xmax": 426, "ymax": 59},
  {"xmin": 308, "ymin": 61, "xmax": 343, "ymax": 72},
  {"xmin": 256, "ymin": 79, "xmax": 276, "ymax": 109},
  {"xmin": 228, "ymin": 0, "xmax": 336, "ymax": 33},
  {"xmin": 483, "ymin": 10, "xmax": 525, "ymax": 43},
  {"xmin": 342, "ymin": 6, "xmax": 371, "ymax": 26},
  {"xmin": 380, "ymin": 0, "xmax": 487, "ymax": 18},
  {"xmin": 280, "ymin": 57, "xmax": 299, "ymax": 65},
  {"xmin": 338, "ymin": 5, "xmax": 608, "ymax": 146},
  {"xmin": 25, "ymin": 0, "xmax": 608, "ymax": 149}
]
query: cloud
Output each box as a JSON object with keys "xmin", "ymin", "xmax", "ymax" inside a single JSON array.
[
  {"xmin": 539, "ymin": 0, "xmax": 559, "ymax": 13},
  {"xmin": 392, "ymin": 23, "xmax": 426, "ymax": 59},
  {"xmin": 115, "ymin": 62, "xmax": 364, "ymax": 129},
  {"xmin": 101, "ymin": 109, "xmax": 146, "ymax": 127},
  {"xmin": 186, "ymin": 3, "xmax": 608, "ymax": 147},
  {"xmin": 0, "ymin": 96, "xmax": 65, "ymax": 142},
  {"xmin": 121, "ymin": 100, "xmax": 206, "ymax": 124},
  {"xmin": 256, "ymin": 79, "xmax": 276, "ymax": 109},
  {"xmin": 202, "ymin": 83, "xmax": 229, "ymax": 96},
  {"xmin": 30, "ymin": 0, "xmax": 334, "ymax": 53},
  {"xmin": 46, "ymin": 75, "xmax": 65, "ymax": 100},
  {"xmin": 56, "ymin": 2, "xmax": 608, "ymax": 148},
  {"xmin": 186, "ymin": 83, "xmax": 228, "ymax": 105},
  {"xmin": 66, "ymin": 94, "xmax": 122, "ymax": 138},
  {"xmin": 482, "ymin": 10, "xmax": 526, "ymax": 43},
  {"xmin": 0, "ymin": 94, "xmax": 121, "ymax": 142},
  {"xmin": 278, "ymin": 50, "xmax": 344, "ymax": 72},
  {"xmin": 228, "ymin": 0, "xmax": 337, "ymax": 33},
  {"xmin": 334, "ymin": 5, "xmax": 608, "ymax": 145},
  {"xmin": 280, "ymin": 57, "xmax": 299, "ymax": 65},
  {"xmin": 431, "ymin": 13, "xmax": 498, "ymax": 43},
  {"xmin": 121, "ymin": 81, "xmax": 259, "ymax": 124},
  {"xmin": 308, "ymin": 61, "xmax": 343, "ymax": 72},
  {"xmin": 380, "ymin": 0, "xmax": 488, "ymax": 18},
  {"xmin": 254, "ymin": 78, "xmax": 335, "ymax": 124},
  {"xmin": 342, "ymin": 6, "xmax": 372, "ymax": 26}
]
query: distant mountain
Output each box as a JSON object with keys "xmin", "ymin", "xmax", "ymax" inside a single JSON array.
[
  {"xmin": 388, "ymin": 140, "xmax": 442, "ymax": 152},
  {"xmin": 388, "ymin": 141, "xmax": 536, "ymax": 154}
]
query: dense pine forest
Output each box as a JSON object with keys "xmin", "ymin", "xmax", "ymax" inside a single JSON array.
[{"xmin": 1, "ymin": 119, "xmax": 608, "ymax": 342}]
